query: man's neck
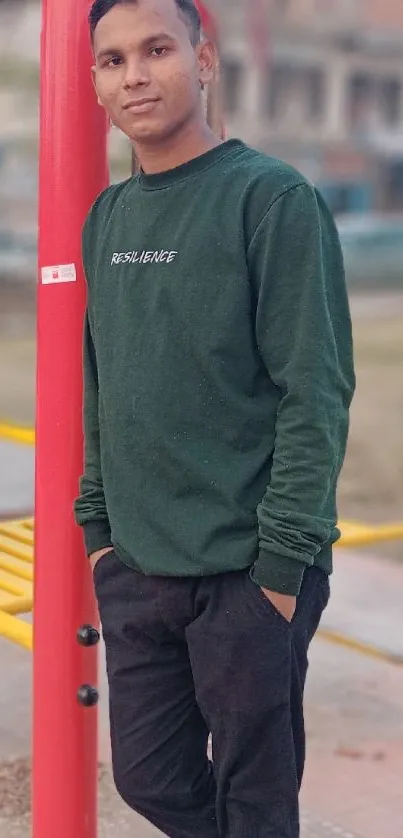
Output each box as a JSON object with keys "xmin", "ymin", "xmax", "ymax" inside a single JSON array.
[{"xmin": 133, "ymin": 121, "xmax": 222, "ymax": 175}]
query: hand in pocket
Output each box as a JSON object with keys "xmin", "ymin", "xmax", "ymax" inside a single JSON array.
[
  {"xmin": 260, "ymin": 589, "xmax": 297, "ymax": 623},
  {"xmin": 90, "ymin": 547, "xmax": 113, "ymax": 573}
]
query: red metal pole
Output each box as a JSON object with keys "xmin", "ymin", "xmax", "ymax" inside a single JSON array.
[{"xmin": 33, "ymin": 0, "xmax": 108, "ymax": 836}]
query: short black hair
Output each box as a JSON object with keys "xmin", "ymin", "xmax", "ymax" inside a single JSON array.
[{"xmin": 89, "ymin": 0, "xmax": 202, "ymax": 46}]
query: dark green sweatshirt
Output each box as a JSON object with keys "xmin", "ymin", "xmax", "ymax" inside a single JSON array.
[{"xmin": 74, "ymin": 139, "xmax": 355, "ymax": 596}]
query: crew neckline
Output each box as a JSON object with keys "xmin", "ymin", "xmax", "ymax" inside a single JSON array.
[{"xmin": 137, "ymin": 139, "xmax": 245, "ymax": 191}]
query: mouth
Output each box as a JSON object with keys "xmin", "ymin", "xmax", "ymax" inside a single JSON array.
[{"xmin": 123, "ymin": 98, "xmax": 159, "ymax": 114}]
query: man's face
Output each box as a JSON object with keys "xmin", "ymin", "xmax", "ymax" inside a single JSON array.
[{"xmin": 92, "ymin": 0, "xmax": 214, "ymax": 144}]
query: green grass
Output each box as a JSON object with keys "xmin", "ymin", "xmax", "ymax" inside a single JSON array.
[{"xmin": 0, "ymin": 58, "xmax": 39, "ymax": 91}]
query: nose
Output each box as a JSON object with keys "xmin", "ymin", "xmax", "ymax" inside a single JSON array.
[{"xmin": 123, "ymin": 57, "xmax": 151, "ymax": 90}]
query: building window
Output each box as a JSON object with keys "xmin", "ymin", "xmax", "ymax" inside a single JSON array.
[
  {"xmin": 267, "ymin": 64, "xmax": 324, "ymax": 123},
  {"xmin": 348, "ymin": 72, "xmax": 374, "ymax": 130},
  {"xmin": 221, "ymin": 59, "xmax": 243, "ymax": 115},
  {"xmin": 306, "ymin": 68, "xmax": 325, "ymax": 120},
  {"xmin": 385, "ymin": 161, "xmax": 403, "ymax": 210},
  {"xmin": 380, "ymin": 78, "xmax": 401, "ymax": 127},
  {"xmin": 271, "ymin": 0, "xmax": 292, "ymax": 16},
  {"xmin": 267, "ymin": 65, "xmax": 294, "ymax": 120}
]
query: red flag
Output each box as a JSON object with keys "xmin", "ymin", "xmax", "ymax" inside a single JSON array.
[{"xmin": 195, "ymin": 0, "xmax": 219, "ymax": 43}]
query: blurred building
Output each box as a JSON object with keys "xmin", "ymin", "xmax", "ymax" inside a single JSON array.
[
  {"xmin": 1, "ymin": 0, "xmax": 403, "ymax": 221},
  {"xmin": 0, "ymin": 0, "xmax": 40, "ymax": 246},
  {"xmin": 219, "ymin": 0, "xmax": 403, "ymax": 214}
]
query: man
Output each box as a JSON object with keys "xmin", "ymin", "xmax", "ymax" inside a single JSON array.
[{"xmin": 74, "ymin": 0, "xmax": 355, "ymax": 835}]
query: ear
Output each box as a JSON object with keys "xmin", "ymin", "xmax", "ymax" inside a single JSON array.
[
  {"xmin": 196, "ymin": 39, "xmax": 217, "ymax": 89},
  {"xmin": 91, "ymin": 65, "xmax": 103, "ymax": 107}
]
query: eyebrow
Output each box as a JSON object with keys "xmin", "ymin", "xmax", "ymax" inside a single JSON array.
[{"xmin": 96, "ymin": 32, "xmax": 177, "ymax": 60}]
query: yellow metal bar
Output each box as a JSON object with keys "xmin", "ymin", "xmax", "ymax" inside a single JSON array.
[
  {"xmin": 21, "ymin": 519, "xmax": 34, "ymax": 531},
  {"xmin": 0, "ymin": 596, "xmax": 33, "ymax": 616},
  {"xmin": 0, "ymin": 556, "xmax": 34, "ymax": 582},
  {"xmin": 0, "ymin": 610, "xmax": 33, "ymax": 651},
  {"xmin": 0, "ymin": 536, "xmax": 34, "ymax": 562},
  {"xmin": 0, "ymin": 522, "xmax": 34, "ymax": 547},
  {"xmin": 337, "ymin": 522, "xmax": 403, "ymax": 548},
  {"xmin": 0, "ymin": 423, "xmax": 35, "ymax": 446},
  {"xmin": 318, "ymin": 628, "xmax": 403, "ymax": 668},
  {"xmin": 0, "ymin": 576, "xmax": 26, "ymax": 596}
]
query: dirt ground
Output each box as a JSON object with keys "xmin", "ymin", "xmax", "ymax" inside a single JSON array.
[
  {"xmin": 339, "ymin": 311, "xmax": 403, "ymax": 524},
  {"xmin": 0, "ymin": 283, "xmax": 402, "ymax": 545}
]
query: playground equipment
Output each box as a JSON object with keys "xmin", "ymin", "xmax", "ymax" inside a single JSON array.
[
  {"xmin": 33, "ymin": 0, "xmax": 108, "ymax": 835},
  {"xmin": 1, "ymin": 513, "xmax": 403, "ymax": 655},
  {"xmin": 0, "ymin": 518, "xmax": 33, "ymax": 650}
]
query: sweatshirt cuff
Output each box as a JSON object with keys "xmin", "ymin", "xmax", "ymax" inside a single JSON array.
[
  {"xmin": 250, "ymin": 550, "xmax": 307, "ymax": 596},
  {"xmin": 82, "ymin": 520, "xmax": 112, "ymax": 557}
]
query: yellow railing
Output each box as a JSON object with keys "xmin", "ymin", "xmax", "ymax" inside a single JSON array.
[
  {"xmin": 337, "ymin": 519, "xmax": 403, "ymax": 547},
  {"xmin": 1, "ymin": 515, "xmax": 403, "ymax": 658},
  {"xmin": 0, "ymin": 422, "xmax": 35, "ymax": 446},
  {"xmin": 0, "ymin": 519, "xmax": 34, "ymax": 651}
]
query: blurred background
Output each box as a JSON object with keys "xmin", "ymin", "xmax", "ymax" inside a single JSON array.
[
  {"xmin": 0, "ymin": 3, "xmax": 402, "ymax": 837},
  {"xmin": 1, "ymin": 0, "xmax": 402, "ymax": 539}
]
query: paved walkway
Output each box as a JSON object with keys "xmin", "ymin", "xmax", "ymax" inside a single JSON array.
[
  {"xmin": 1, "ymin": 625, "xmax": 402, "ymax": 838},
  {"xmin": 1, "ymin": 439, "xmax": 403, "ymax": 836}
]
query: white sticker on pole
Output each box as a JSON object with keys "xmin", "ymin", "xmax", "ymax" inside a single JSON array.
[{"xmin": 41, "ymin": 264, "xmax": 77, "ymax": 285}]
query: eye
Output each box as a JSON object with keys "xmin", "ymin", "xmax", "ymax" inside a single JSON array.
[
  {"xmin": 106, "ymin": 56, "xmax": 122, "ymax": 68},
  {"xmin": 150, "ymin": 46, "xmax": 169, "ymax": 57}
]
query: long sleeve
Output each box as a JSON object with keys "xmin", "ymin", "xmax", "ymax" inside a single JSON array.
[
  {"xmin": 74, "ymin": 312, "xmax": 112, "ymax": 555},
  {"xmin": 248, "ymin": 183, "xmax": 355, "ymax": 596}
]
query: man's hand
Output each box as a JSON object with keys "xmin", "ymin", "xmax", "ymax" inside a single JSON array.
[
  {"xmin": 90, "ymin": 547, "xmax": 113, "ymax": 572},
  {"xmin": 261, "ymin": 589, "xmax": 297, "ymax": 623}
]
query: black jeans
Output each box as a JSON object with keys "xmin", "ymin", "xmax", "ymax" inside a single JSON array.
[{"xmin": 95, "ymin": 555, "xmax": 330, "ymax": 838}]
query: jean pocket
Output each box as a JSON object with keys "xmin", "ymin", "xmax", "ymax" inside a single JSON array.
[
  {"xmin": 246, "ymin": 574, "xmax": 292, "ymax": 631},
  {"xmin": 305, "ymin": 573, "xmax": 330, "ymax": 641},
  {"xmin": 93, "ymin": 549, "xmax": 116, "ymax": 588}
]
